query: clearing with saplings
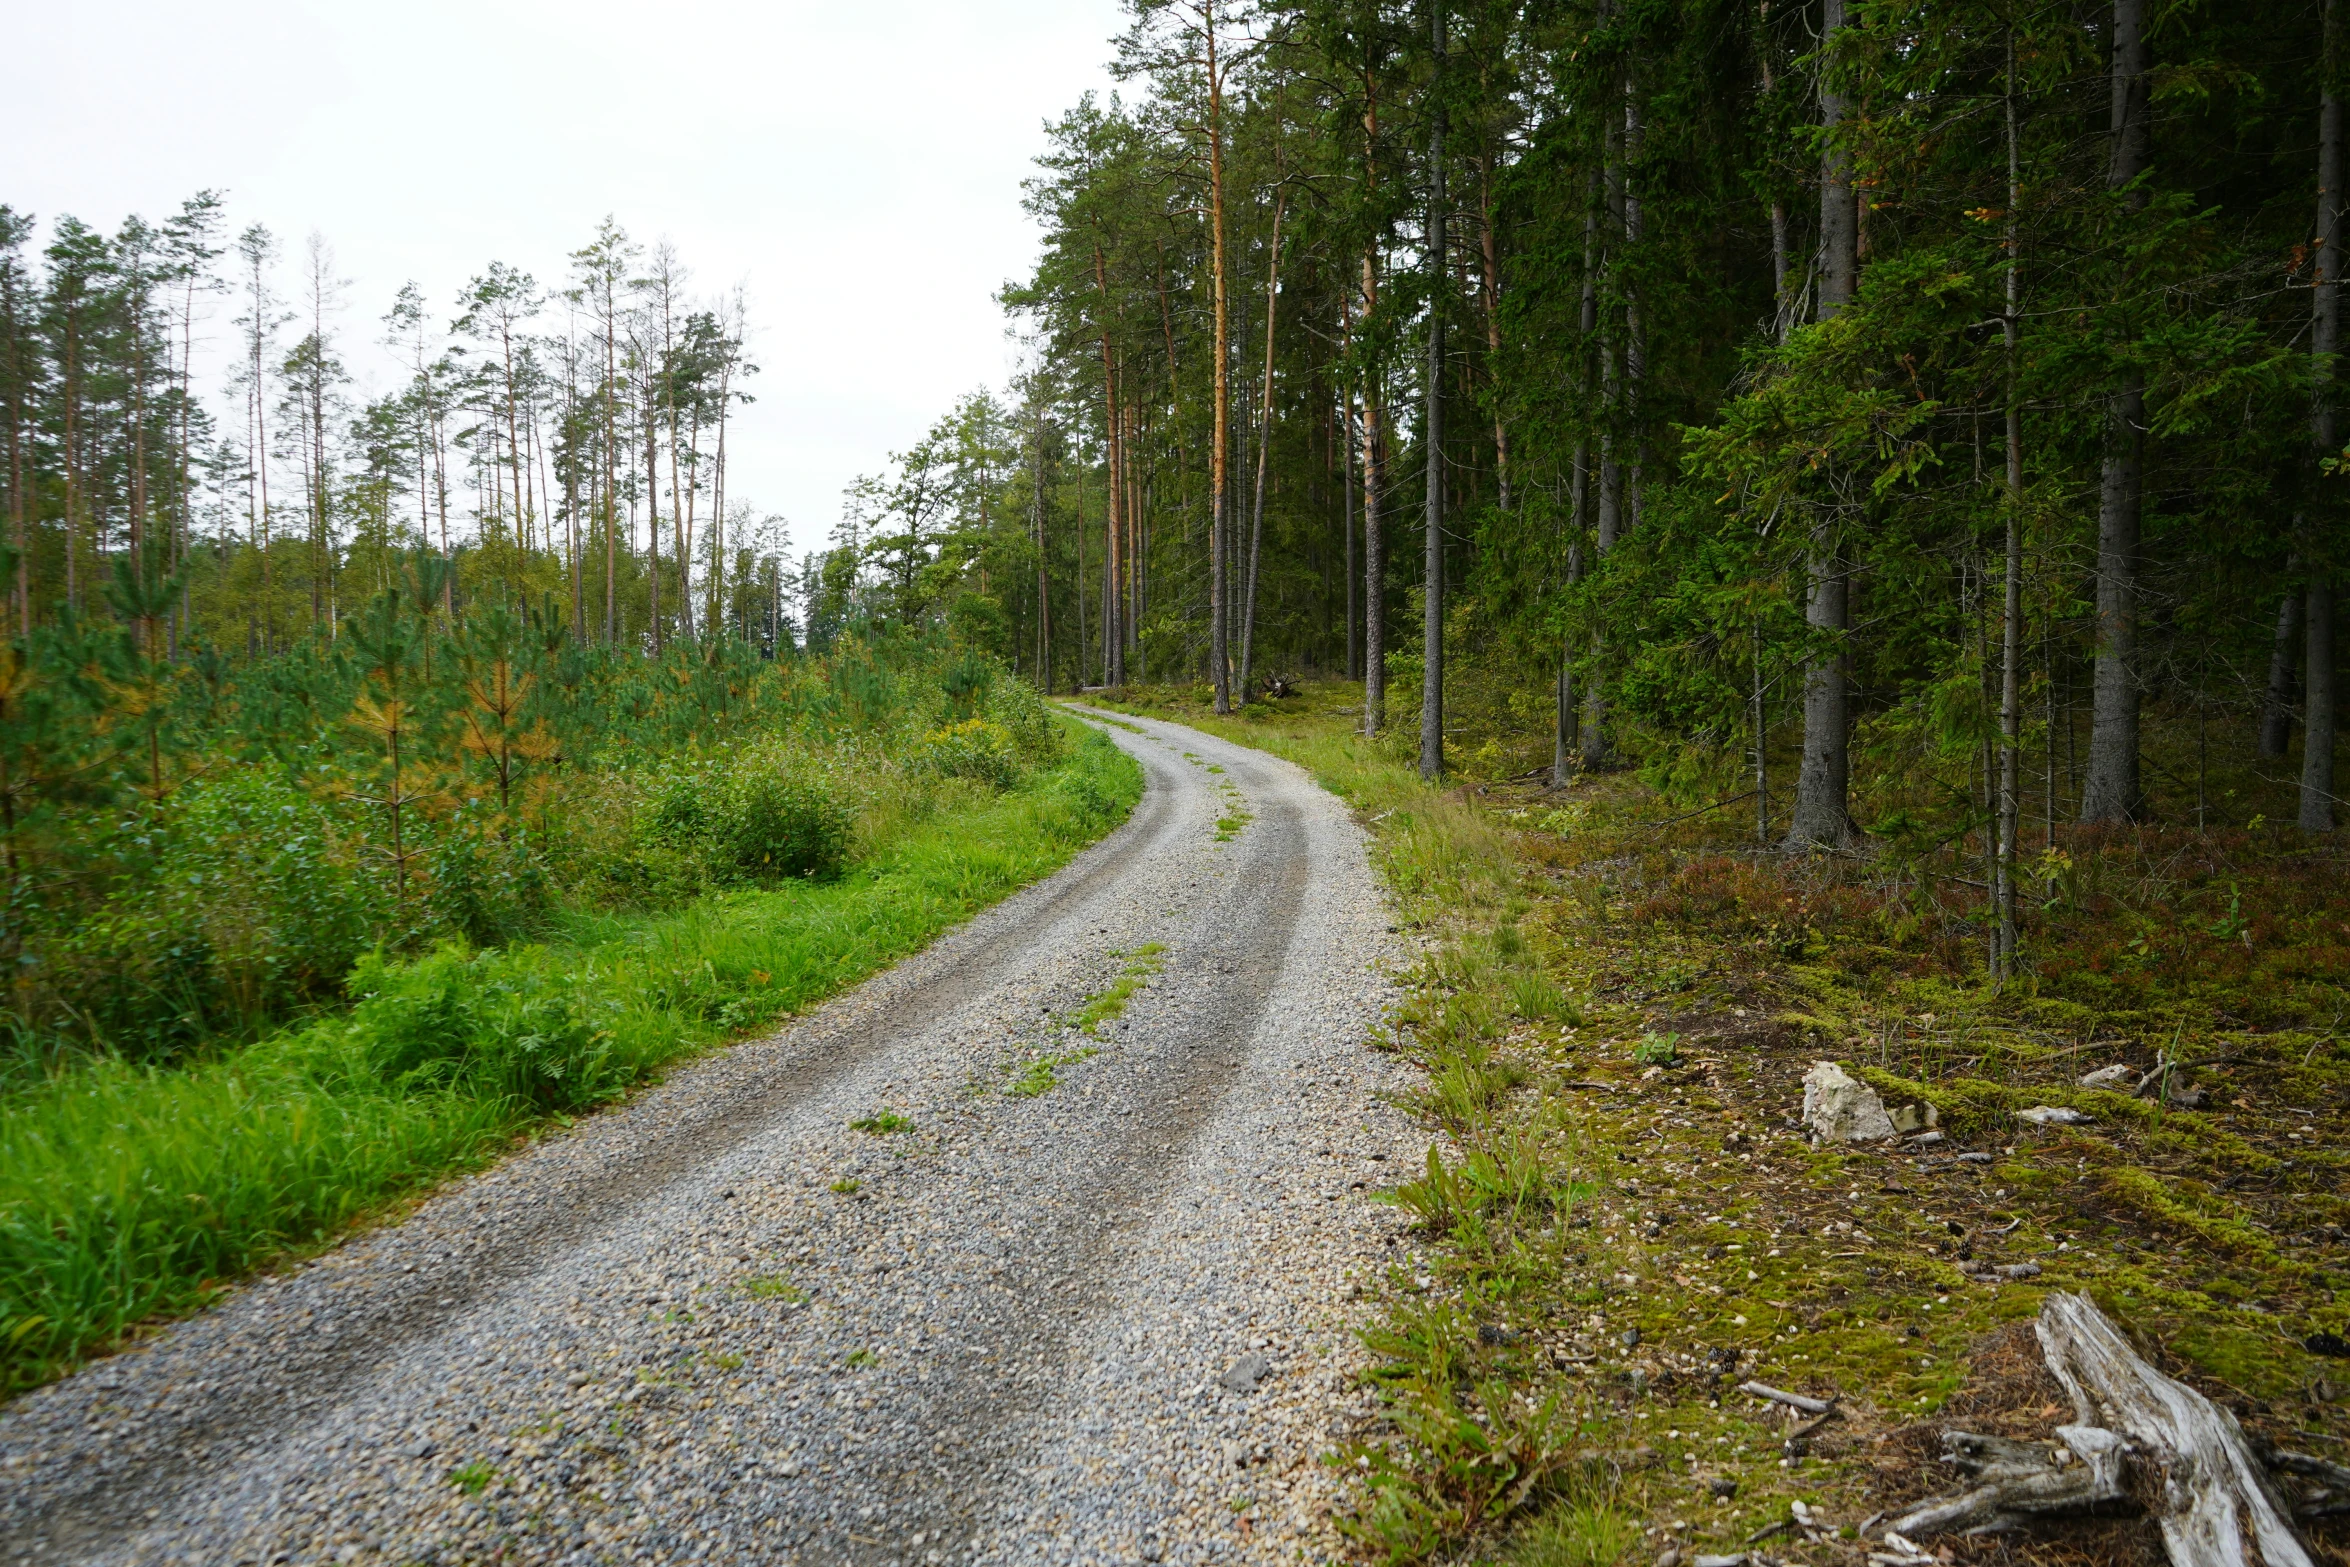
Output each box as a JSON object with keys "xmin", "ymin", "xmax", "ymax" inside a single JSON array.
[{"xmin": 2, "ymin": 1, "xmax": 2347, "ymax": 1565}]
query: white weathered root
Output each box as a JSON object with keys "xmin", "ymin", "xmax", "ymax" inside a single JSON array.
[
  {"xmin": 2036, "ymin": 1291, "xmax": 2311, "ymax": 1567},
  {"xmin": 1889, "ymin": 1426, "xmax": 2129, "ymax": 1536},
  {"xmin": 1888, "ymin": 1292, "xmax": 2315, "ymax": 1567}
]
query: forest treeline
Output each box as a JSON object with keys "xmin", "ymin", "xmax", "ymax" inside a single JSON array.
[
  {"xmin": 0, "ymin": 207, "xmax": 786, "ymax": 655},
  {"xmin": 7, "ymin": 0, "xmax": 2348, "ymax": 987},
  {"xmin": 817, "ymin": 0, "xmax": 2348, "ymax": 989}
]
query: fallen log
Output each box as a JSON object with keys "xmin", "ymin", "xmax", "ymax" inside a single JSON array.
[{"xmin": 1889, "ymin": 1292, "xmax": 2313, "ymax": 1567}]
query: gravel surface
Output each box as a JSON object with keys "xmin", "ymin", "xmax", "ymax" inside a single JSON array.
[{"xmin": 0, "ymin": 710, "xmax": 1419, "ymax": 1567}]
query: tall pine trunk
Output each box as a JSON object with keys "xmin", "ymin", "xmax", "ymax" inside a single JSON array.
[
  {"xmin": 2081, "ymin": 0, "xmax": 2151, "ymax": 822},
  {"xmin": 1033, "ymin": 399, "xmax": 1052, "ymax": 690},
  {"xmin": 2260, "ymin": 587, "xmax": 2303, "ymax": 756},
  {"xmin": 1206, "ymin": 5, "xmax": 1233, "ymax": 713},
  {"xmin": 2305, "ymin": 0, "xmax": 2342, "ymax": 833},
  {"xmin": 1996, "ymin": 32, "xmax": 2026, "ymax": 973},
  {"xmin": 1583, "ymin": 93, "xmax": 1624, "ymax": 770},
  {"xmin": 1787, "ymin": 0, "xmax": 1858, "ymax": 848},
  {"xmin": 1556, "ymin": 184, "xmax": 1599, "ymax": 786},
  {"xmin": 1420, "ymin": 0, "xmax": 1447, "ymax": 781},
  {"xmin": 1241, "ymin": 188, "xmax": 1287, "ymax": 696},
  {"xmin": 1094, "ymin": 242, "xmax": 1124, "ymax": 688}
]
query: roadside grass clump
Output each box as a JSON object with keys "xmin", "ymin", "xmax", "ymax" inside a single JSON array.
[
  {"xmin": 920, "ymin": 717, "xmax": 1023, "ymax": 790},
  {"xmin": 829, "ymin": 1177, "xmax": 862, "ymax": 1195},
  {"xmin": 849, "ymin": 1110, "xmax": 914, "ymax": 1135},
  {"xmin": 0, "ymin": 717, "xmax": 1140, "ymax": 1395}
]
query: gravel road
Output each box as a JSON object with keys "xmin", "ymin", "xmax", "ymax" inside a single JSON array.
[{"xmin": 0, "ymin": 710, "xmax": 1420, "ymax": 1567}]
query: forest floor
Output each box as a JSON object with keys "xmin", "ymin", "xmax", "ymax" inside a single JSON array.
[{"xmin": 1100, "ymin": 680, "xmax": 2350, "ymax": 1567}]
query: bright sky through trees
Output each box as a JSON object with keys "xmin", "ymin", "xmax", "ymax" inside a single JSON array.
[{"xmin": 3, "ymin": 0, "xmax": 1124, "ymax": 559}]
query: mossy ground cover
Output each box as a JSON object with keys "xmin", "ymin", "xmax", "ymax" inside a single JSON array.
[
  {"xmin": 0, "ymin": 720, "xmax": 1140, "ymax": 1396},
  {"xmin": 1101, "ymin": 680, "xmax": 2348, "ymax": 1567}
]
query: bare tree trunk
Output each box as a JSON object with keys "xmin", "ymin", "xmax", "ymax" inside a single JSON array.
[
  {"xmin": 1997, "ymin": 31, "xmax": 2026, "ymax": 973},
  {"xmin": 1420, "ymin": 0, "xmax": 1447, "ymax": 782},
  {"xmin": 602, "ymin": 285, "xmax": 620, "ymax": 645},
  {"xmin": 1342, "ymin": 384, "xmax": 1359, "ymax": 680},
  {"xmin": 643, "ymin": 374, "xmax": 664, "ymax": 653},
  {"xmin": 1557, "ymin": 183, "xmax": 1598, "ymax": 786},
  {"xmin": 1361, "ymin": 246, "xmax": 1388, "ymax": 736},
  {"xmin": 1622, "ymin": 73, "xmax": 1646, "ymax": 532},
  {"xmin": 2306, "ymin": 2, "xmax": 2342, "ymax": 833},
  {"xmin": 1033, "ymin": 399, "xmax": 1051, "ymax": 691},
  {"xmin": 1241, "ymin": 187, "xmax": 1287, "ymax": 697},
  {"xmin": 2082, "ymin": 0, "xmax": 2151, "ymax": 822},
  {"xmin": 1787, "ymin": 0, "xmax": 1859, "ymax": 847},
  {"xmin": 1583, "ymin": 89, "xmax": 1625, "ymax": 771},
  {"xmin": 2260, "ymin": 587, "xmax": 2303, "ymax": 756},
  {"xmin": 1206, "ymin": 4, "xmax": 1233, "ymax": 713},
  {"xmin": 1477, "ymin": 154, "xmax": 1509, "ymax": 513}
]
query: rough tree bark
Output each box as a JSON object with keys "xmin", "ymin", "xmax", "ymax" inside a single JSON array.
[
  {"xmin": 2260, "ymin": 588, "xmax": 2303, "ymax": 757},
  {"xmin": 1997, "ymin": 30, "xmax": 2026, "ymax": 973},
  {"xmin": 2303, "ymin": 1, "xmax": 2340, "ymax": 833},
  {"xmin": 1894, "ymin": 1293, "xmax": 2314, "ymax": 1567},
  {"xmin": 1359, "ymin": 72, "xmax": 1388, "ymax": 739},
  {"xmin": 1420, "ymin": 0, "xmax": 1447, "ymax": 782},
  {"xmin": 2081, "ymin": 0, "xmax": 2151, "ymax": 822},
  {"xmin": 1240, "ymin": 185, "xmax": 1287, "ymax": 697},
  {"xmin": 1206, "ymin": 2, "xmax": 1233, "ymax": 714},
  {"xmin": 1555, "ymin": 185, "xmax": 1599, "ymax": 788},
  {"xmin": 1093, "ymin": 242, "xmax": 1124, "ymax": 688},
  {"xmin": 1787, "ymin": 0, "xmax": 1858, "ymax": 848},
  {"xmin": 1582, "ymin": 81, "xmax": 1625, "ymax": 772}
]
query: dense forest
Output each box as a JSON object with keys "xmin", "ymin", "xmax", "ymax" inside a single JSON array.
[
  {"xmin": 6, "ymin": 1, "xmax": 2348, "ymax": 1005},
  {"xmin": 858, "ymin": 0, "xmax": 2342, "ymax": 978}
]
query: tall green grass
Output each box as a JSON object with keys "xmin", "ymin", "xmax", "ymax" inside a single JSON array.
[{"xmin": 0, "ymin": 724, "xmax": 1140, "ymax": 1395}]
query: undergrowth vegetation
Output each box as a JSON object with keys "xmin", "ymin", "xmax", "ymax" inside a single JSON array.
[
  {"xmin": 0, "ymin": 586, "xmax": 1139, "ymax": 1395},
  {"xmin": 1111, "ymin": 678, "xmax": 2348, "ymax": 1567}
]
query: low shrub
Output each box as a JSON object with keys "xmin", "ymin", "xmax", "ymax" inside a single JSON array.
[
  {"xmin": 920, "ymin": 718, "xmax": 1022, "ymax": 789},
  {"xmin": 636, "ymin": 750, "xmax": 854, "ymax": 885},
  {"xmin": 328, "ymin": 945, "xmax": 626, "ymax": 1111},
  {"xmin": 710, "ymin": 755, "xmax": 855, "ymax": 881},
  {"xmin": 36, "ymin": 772, "xmax": 379, "ymax": 1059},
  {"xmin": 984, "ymin": 677, "xmax": 1063, "ymax": 764}
]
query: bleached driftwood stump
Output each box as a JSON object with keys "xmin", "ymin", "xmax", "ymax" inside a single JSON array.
[{"xmin": 1890, "ymin": 1292, "xmax": 2313, "ymax": 1567}]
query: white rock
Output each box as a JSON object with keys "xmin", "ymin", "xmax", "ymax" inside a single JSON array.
[
  {"xmin": 1801, "ymin": 1062, "xmax": 1895, "ymax": 1142},
  {"xmin": 2017, "ymin": 1105, "xmax": 2093, "ymax": 1126}
]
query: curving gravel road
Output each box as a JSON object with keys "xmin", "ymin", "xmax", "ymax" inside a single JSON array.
[{"xmin": 0, "ymin": 709, "xmax": 1420, "ymax": 1567}]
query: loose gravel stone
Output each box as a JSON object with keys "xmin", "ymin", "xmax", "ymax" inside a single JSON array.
[{"xmin": 0, "ymin": 709, "xmax": 1419, "ymax": 1566}]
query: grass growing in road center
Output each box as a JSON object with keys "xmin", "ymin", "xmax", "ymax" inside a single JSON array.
[{"xmin": 0, "ymin": 723, "xmax": 1140, "ymax": 1397}]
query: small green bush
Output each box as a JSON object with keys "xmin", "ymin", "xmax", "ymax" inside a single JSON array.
[
  {"xmin": 984, "ymin": 677, "xmax": 1063, "ymax": 765},
  {"xmin": 637, "ymin": 752, "xmax": 852, "ymax": 884},
  {"xmin": 333, "ymin": 945, "xmax": 624, "ymax": 1110},
  {"xmin": 920, "ymin": 718, "xmax": 1022, "ymax": 789},
  {"xmin": 710, "ymin": 761, "xmax": 853, "ymax": 880},
  {"xmin": 43, "ymin": 771, "xmax": 379, "ymax": 1058}
]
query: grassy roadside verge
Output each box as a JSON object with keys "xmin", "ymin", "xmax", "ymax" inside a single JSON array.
[
  {"xmin": 1105, "ymin": 683, "xmax": 2348, "ymax": 1567},
  {"xmin": 0, "ymin": 721, "xmax": 1140, "ymax": 1397}
]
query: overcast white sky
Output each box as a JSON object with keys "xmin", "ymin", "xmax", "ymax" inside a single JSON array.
[{"xmin": 6, "ymin": 0, "xmax": 1126, "ymax": 563}]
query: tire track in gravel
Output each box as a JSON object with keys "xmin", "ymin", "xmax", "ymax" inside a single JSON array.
[{"xmin": 0, "ymin": 709, "xmax": 1420, "ymax": 1567}]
